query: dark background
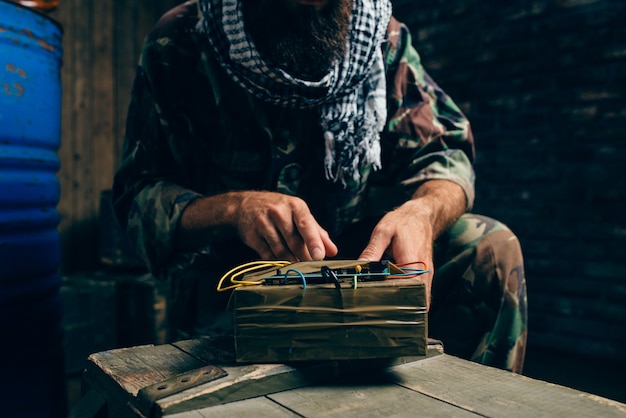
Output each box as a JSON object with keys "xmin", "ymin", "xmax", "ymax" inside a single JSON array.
[
  {"xmin": 43, "ymin": 0, "xmax": 626, "ymax": 409},
  {"xmin": 392, "ymin": 0, "xmax": 626, "ymax": 402}
]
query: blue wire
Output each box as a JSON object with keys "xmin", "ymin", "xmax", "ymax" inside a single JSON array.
[
  {"xmin": 399, "ymin": 267, "xmax": 430, "ymax": 275},
  {"xmin": 285, "ymin": 269, "xmax": 307, "ymax": 290}
]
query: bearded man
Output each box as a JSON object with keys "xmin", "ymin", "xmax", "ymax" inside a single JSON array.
[{"xmin": 112, "ymin": 0, "xmax": 528, "ymax": 372}]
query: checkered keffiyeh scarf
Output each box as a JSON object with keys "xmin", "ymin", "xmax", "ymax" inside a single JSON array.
[{"xmin": 198, "ymin": 0, "xmax": 392, "ymax": 186}]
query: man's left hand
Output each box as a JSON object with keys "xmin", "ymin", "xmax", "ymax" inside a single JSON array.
[
  {"xmin": 357, "ymin": 180, "xmax": 468, "ymax": 306},
  {"xmin": 358, "ymin": 200, "xmax": 435, "ymax": 304}
]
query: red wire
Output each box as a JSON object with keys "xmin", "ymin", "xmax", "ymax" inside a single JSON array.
[{"xmin": 394, "ymin": 260, "xmax": 428, "ymax": 270}]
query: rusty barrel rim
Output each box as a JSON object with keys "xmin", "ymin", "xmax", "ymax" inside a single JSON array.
[{"xmin": 0, "ymin": 0, "xmax": 63, "ymax": 32}]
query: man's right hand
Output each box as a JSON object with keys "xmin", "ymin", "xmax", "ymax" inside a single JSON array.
[{"xmin": 177, "ymin": 191, "xmax": 338, "ymax": 262}]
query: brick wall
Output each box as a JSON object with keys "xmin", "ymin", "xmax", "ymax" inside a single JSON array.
[{"xmin": 393, "ymin": 0, "xmax": 626, "ymax": 361}]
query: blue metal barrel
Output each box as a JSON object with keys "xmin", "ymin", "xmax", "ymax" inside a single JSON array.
[{"xmin": 0, "ymin": 1, "xmax": 65, "ymax": 416}]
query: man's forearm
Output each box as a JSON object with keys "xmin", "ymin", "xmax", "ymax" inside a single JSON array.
[
  {"xmin": 175, "ymin": 192, "xmax": 243, "ymax": 251},
  {"xmin": 408, "ymin": 179, "xmax": 468, "ymax": 239}
]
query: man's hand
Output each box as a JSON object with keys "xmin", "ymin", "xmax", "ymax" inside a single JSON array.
[
  {"xmin": 359, "ymin": 201, "xmax": 436, "ymax": 304},
  {"xmin": 177, "ymin": 190, "xmax": 337, "ymax": 262},
  {"xmin": 359, "ymin": 201, "xmax": 434, "ymax": 267},
  {"xmin": 235, "ymin": 191, "xmax": 338, "ymax": 261},
  {"xmin": 358, "ymin": 180, "xmax": 468, "ymax": 305}
]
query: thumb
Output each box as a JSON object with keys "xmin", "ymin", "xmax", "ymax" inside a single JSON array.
[{"xmin": 358, "ymin": 238, "xmax": 387, "ymax": 262}]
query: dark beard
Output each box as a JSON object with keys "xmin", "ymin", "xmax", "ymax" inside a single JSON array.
[{"xmin": 243, "ymin": 0, "xmax": 352, "ymax": 80}]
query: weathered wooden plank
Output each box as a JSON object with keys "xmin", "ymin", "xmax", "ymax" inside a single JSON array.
[
  {"xmin": 72, "ymin": 0, "xmax": 97, "ymax": 267},
  {"xmin": 139, "ymin": 0, "xmax": 161, "ymax": 46},
  {"xmin": 91, "ymin": 0, "xmax": 116, "ymax": 196},
  {"xmin": 50, "ymin": 2, "xmax": 75, "ymax": 272},
  {"xmin": 167, "ymin": 397, "xmax": 299, "ymax": 418},
  {"xmin": 393, "ymin": 354, "xmax": 626, "ymax": 418},
  {"xmin": 54, "ymin": 0, "xmax": 80, "ymax": 271},
  {"xmin": 54, "ymin": 0, "xmax": 100, "ymax": 271},
  {"xmin": 180, "ymin": 398, "xmax": 299, "ymax": 418},
  {"xmin": 156, "ymin": 340, "xmax": 445, "ymax": 416},
  {"xmin": 268, "ymin": 381, "xmax": 479, "ymax": 418},
  {"xmin": 82, "ymin": 343, "xmax": 211, "ymax": 418},
  {"xmin": 156, "ymin": 362, "xmax": 320, "ymax": 416},
  {"xmin": 83, "ymin": 339, "xmax": 319, "ymax": 417},
  {"xmin": 168, "ymin": 411, "xmax": 206, "ymax": 418},
  {"xmin": 85, "ymin": 343, "xmax": 207, "ymax": 397},
  {"xmin": 112, "ymin": 0, "xmax": 138, "ymax": 169}
]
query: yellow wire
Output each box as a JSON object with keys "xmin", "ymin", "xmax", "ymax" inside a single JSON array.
[
  {"xmin": 228, "ymin": 264, "xmax": 282, "ymax": 285},
  {"xmin": 216, "ymin": 260, "xmax": 291, "ymax": 292},
  {"xmin": 217, "ymin": 260, "xmax": 289, "ymax": 291},
  {"xmin": 217, "ymin": 259, "xmax": 429, "ymax": 291}
]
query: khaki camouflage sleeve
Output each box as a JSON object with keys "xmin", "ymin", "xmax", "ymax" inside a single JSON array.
[{"xmin": 383, "ymin": 18, "xmax": 476, "ymax": 209}]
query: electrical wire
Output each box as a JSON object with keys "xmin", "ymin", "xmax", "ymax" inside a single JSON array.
[
  {"xmin": 216, "ymin": 259, "xmax": 429, "ymax": 292},
  {"xmin": 216, "ymin": 260, "xmax": 290, "ymax": 292},
  {"xmin": 321, "ymin": 266, "xmax": 341, "ymax": 289},
  {"xmin": 284, "ymin": 269, "xmax": 307, "ymax": 290},
  {"xmin": 387, "ymin": 260, "xmax": 429, "ymax": 279}
]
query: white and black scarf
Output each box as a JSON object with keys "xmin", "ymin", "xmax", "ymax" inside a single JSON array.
[{"xmin": 198, "ymin": 0, "xmax": 392, "ymax": 186}]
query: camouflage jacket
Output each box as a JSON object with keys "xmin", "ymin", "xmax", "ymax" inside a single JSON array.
[{"xmin": 112, "ymin": 1, "xmax": 476, "ymax": 278}]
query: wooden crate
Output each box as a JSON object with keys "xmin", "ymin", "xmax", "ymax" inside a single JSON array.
[
  {"xmin": 61, "ymin": 275, "xmax": 118, "ymax": 374},
  {"xmin": 115, "ymin": 273, "xmax": 170, "ymax": 348},
  {"xmin": 62, "ymin": 271, "xmax": 170, "ymax": 375}
]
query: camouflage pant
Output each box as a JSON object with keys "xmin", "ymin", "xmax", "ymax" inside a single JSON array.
[
  {"xmin": 168, "ymin": 213, "xmax": 528, "ymax": 373},
  {"xmin": 430, "ymin": 213, "xmax": 528, "ymax": 373}
]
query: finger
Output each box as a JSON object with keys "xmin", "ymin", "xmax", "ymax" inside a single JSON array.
[
  {"xmin": 264, "ymin": 205, "xmax": 307, "ymax": 260},
  {"xmin": 358, "ymin": 225, "xmax": 392, "ymax": 261},
  {"xmin": 319, "ymin": 227, "xmax": 338, "ymax": 258},
  {"xmin": 241, "ymin": 214, "xmax": 295, "ymax": 261},
  {"xmin": 289, "ymin": 204, "xmax": 329, "ymax": 261},
  {"xmin": 244, "ymin": 231, "xmax": 277, "ymax": 260},
  {"xmin": 261, "ymin": 226, "xmax": 298, "ymax": 261}
]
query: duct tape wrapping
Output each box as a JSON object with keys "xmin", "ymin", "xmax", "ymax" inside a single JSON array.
[{"xmin": 231, "ymin": 278, "xmax": 427, "ymax": 363}]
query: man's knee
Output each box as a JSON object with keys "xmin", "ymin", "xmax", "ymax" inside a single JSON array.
[
  {"xmin": 430, "ymin": 214, "xmax": 528, "ymax": 371},
  {"xmin": 471, "ymin": 217, "xmax": 525, "ymax": 303},
  {"xmin": 439, "ymin": 214, "xmax": 524, "ymax": 296}
]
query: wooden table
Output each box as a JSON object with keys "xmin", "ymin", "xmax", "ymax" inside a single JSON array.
[{"xmin": 71, "ymin": 338, "xmax": 626, "ymax": 417}]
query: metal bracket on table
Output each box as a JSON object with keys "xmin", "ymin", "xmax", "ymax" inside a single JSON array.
[{"xmin": 135, "ymin": 365, "xmax": 228, "ymax": 416}]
